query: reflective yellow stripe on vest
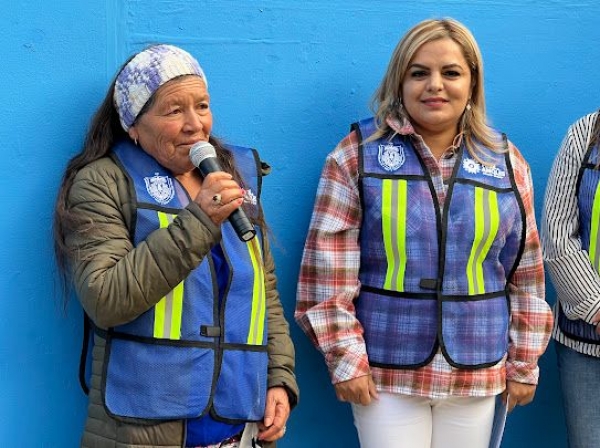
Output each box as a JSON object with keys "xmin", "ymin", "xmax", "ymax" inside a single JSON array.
[
  {"xmin": 466, "ymin": 187, "xmax": 500, "ymax": 295},
  {"xmin": 246, "ymin": 237, "xmax": 266, "ymax": 345},
  {"xmin": 382, "ymin": 179, "xmax": 408, "ymax": 292},
  {"xmin": 153, "ymin": 212, "xmax": 184, "ymax": 340},
  {"xmin": 588, "ymin": 182, "xmax": 600, "ymax": 272}
]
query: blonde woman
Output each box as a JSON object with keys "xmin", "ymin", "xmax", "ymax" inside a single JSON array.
[{"xmin": 296, "ymin": 18, "xmax": 552, "ymax": 448}]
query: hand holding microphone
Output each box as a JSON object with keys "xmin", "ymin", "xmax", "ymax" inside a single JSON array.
[{"xmin": 189, "ymin": 141, "xmax": 256, "ymax": 242}]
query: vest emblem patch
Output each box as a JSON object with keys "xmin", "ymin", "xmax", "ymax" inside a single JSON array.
[
  {"xmin": 378, "ymin": 142, "xmax": 405, "ymax": 171},
  {"xmin": 462, "ymin": 157, "xmax": 481, "ymax": 175},
  {"xmin": 144, "ymin": 172, "xmax": 175, "ymax": 205},
  {"xmin": 462, "ymin": 157, "xmax": 506, "ymax": 179}
]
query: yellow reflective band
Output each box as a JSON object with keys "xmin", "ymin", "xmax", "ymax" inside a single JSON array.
[
  {"xmin": 588, "ymin": 182, "xmax": 600, "ymax": 272},
  {"xmin": 246, "ymin": 237, "xmax": 266, "ymax": 345},
  {"xmin": 382, "ymin": 179, "xmax": 408, "ymax": 292},
  {"xmin": 466, "ymin": 187, "xmax": 500, "ymax": 295},
  {"xmin": 153, "ymin": 212, "xmax": 184, "ymax": 340}
]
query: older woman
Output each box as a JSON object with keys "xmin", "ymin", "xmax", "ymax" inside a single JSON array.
[
  {"xmin": 295, "ymin": 18, "xmax": 552, "ymax": 448},
  {"xmin": 54, "ymin": 44, "xmax": 297, "ymax": 448}
]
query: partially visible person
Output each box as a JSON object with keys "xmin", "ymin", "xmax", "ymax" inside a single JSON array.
[
  {"xmin": 542, "ymin": 110, "xmax": 600, "ymax": 448},
  {"xmin": 296, "ymin": 18, "xmax": 553, "ymax": 448},
  {"xmin": 53, "ymin": 44, "xmax": 297, "ymax": 448}
]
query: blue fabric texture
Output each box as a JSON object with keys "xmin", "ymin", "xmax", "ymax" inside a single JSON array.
[
  {"xmin": 103, "ymin": 141, "xmax": 268, "ymax": 423},
  {"xmin": 186, "ymin": 414, "xmax": 243, "ymax": 447},
  {"xmin": 185, "ymin": 245, "xmax": 243, "ymax": 447},
  {"xmin": 556, "ymin": 341, "xmax": 600, "ymax": 448}
]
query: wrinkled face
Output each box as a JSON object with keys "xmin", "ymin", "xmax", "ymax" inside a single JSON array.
[
  {"xmin": 128, "ymin": 76, "xmax": 212, "ymax": 175},
  {"xmin": 401, "ymin": 38, "xmax": 472, "ymax": 138}
]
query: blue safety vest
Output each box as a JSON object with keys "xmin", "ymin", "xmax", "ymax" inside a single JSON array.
[
  {"xmin": 559, "ymin": 142, "xmax": 600, "ymax": 343},
  {"xmin": 354, "ymin": 118, "xmax": 526, "ymax": 369},
  {"xmin": 101, "ymin": 140, "xmax": 268, "ymax": 423}
]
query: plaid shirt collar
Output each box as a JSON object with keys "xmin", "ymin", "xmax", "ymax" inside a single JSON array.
[{"xmin": 386, "ymin": 114, "xmax": 415, "ymax": 136}]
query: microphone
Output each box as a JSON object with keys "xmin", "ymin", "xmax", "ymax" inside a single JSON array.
[{"xmin": 189, "ymin": 141, "xmax": 256, "ymax": 242}]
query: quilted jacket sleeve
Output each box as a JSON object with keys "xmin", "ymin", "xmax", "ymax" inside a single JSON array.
[
  {"xmin": 66, "ymin": 157, "xmax": 221, "ymax": 328},
  {"xmin": 262, "ymin": 235, "xmax": 299, "ymax": 405}
]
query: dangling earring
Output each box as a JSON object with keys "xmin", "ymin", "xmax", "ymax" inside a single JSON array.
[
  {"xmin": 460, "ymin": 101, "xmax": 473, "ymax": 131},
  {"xmin": 134, "ymin": 138, "xmax": 138, "ymax": 146}
]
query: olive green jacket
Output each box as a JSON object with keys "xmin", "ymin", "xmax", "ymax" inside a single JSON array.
[{"xmin": 66, "ymin": 156, "xmax": 298, "ymax": 448}]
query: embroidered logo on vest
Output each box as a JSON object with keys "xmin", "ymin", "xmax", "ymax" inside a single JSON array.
[
  {"xmin": 144, "ymin": 172, "xmax": 175, "ymax": 205},
  {"xmin": 243, "ymin": 188, "xmax": 257, "ymax": 205},
  {"xmin": 378, "ymin": 142, "xmax": 406, "ymax": 171},
  {"xmin": 462, "ymin": 157, "xmax": 506, "ymax": 179}
]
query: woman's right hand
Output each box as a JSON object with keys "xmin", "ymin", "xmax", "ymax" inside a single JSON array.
[{"xmin": 194, "ymin": 172, "xmax": 244, "ymax": 226}]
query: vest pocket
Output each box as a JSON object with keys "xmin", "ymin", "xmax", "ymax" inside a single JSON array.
[
  {"xmin": 211, "ymin": 347, "xmax": 268, "ymax": 421},
  {"xmin": 103, "ymin": 337, "xmax": 214, "ymax": 420},
  {"xmin": 441, "ymin": 294, "xmax": 509, "ymax": 368},
  {"xmin": 356, "ymin": 289, "xmax": 437, "ymax": 368}
]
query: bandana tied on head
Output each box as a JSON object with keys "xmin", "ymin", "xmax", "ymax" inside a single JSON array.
[{"xmin": 113, "ymin": 44, "xmax": 207, "ymax": 131}]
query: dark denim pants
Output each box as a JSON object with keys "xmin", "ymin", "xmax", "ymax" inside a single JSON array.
[{"xmin": 555, "ymin": 341, "xmax": 600, "ymax": 448}]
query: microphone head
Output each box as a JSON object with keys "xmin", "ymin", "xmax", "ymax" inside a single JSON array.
[{"xmin": 189, "ymin": 141, "xmax": 217, "ymax": 167}]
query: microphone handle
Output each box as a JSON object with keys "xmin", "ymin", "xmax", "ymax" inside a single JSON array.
[
  {"xmin": 198, "ymin": 158, "xmax": 222, "ymax": 178},
  {"xmin": 229, "ymin": 208, "xmax": 257, "ymax": 242}
]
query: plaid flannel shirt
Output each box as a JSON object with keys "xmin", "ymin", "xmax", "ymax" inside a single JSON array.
[{"xmin": 295, "ymin": 117, "xmax": 553, "ymax": 398}]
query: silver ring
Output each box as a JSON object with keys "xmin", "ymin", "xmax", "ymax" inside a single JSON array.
[{"xmin": 212, "ymin": 193, "xmax": 222, "ymax": 205}]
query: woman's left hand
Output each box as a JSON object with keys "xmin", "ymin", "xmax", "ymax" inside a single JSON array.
[
  {"xmin": 502, "ymin": 380, "xmax": 537, "ymax": 412},
  {"xmin": 257, "ymin": 386, "xmax": 290, "ymax": 442}
]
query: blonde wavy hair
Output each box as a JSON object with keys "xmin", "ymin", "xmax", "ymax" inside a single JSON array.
[{"xmin": 370, "ymin": 18, "xmax": 504, "ymax": 160}]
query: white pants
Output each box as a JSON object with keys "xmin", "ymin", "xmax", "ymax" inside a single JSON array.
[{"xmin": 352, "ymin": 393, "xmax": 495, "ymax": 448}]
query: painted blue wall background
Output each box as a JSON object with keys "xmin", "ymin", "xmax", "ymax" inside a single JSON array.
[{"xmin": 1, "ymin": 0, "xmax": 599, "ymax": 446}]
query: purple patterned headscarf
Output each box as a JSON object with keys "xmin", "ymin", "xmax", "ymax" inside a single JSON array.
[{"xmin": 113, "ymin": 44, "xmax": 207, "ymax": 131}]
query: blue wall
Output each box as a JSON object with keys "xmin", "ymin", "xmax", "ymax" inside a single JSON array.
[{"xmin": 2, "ymin": 1, "xmax": 599, "ymax": 446}]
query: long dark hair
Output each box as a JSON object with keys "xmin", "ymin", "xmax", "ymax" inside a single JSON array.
[
  {"xmin": 54, "ymin": 71, "xmax": 266, "ymax": 307},
  {"xmin": 53, "ymin": 78, "xmax": 125, "ymax": 304}
]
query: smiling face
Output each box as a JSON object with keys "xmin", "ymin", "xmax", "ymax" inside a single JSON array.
[
  {"xmin": 128, "ymin": 75, "xmax": 212, "ymax": 175},
  {"xmin": 401, "ymin": 38, "xmax": 472, "ymax": 140}
]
